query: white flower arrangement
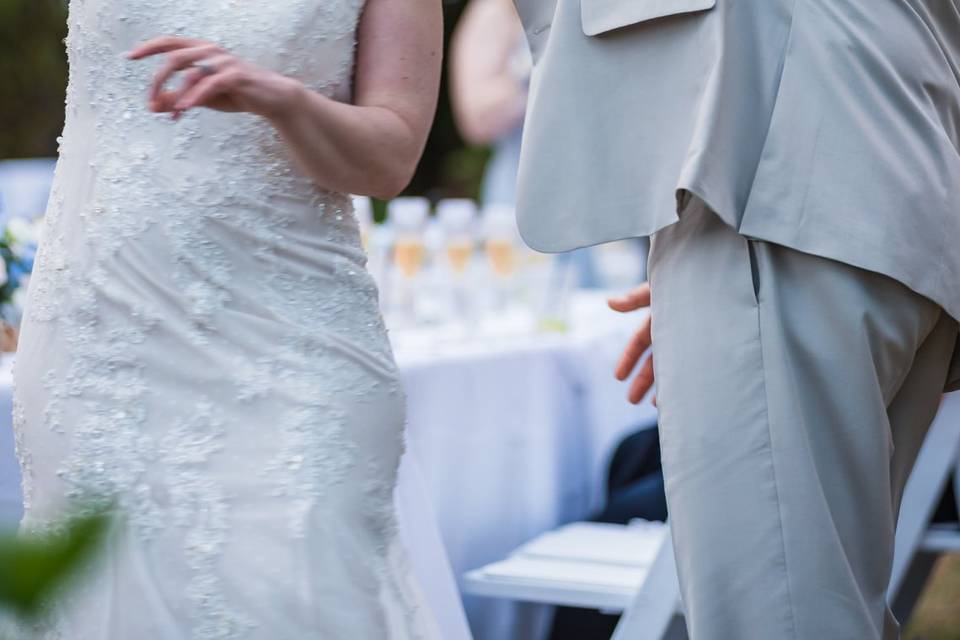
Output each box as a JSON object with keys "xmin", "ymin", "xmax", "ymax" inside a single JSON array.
[{"xmin": 0, "ymin": 216, "xmax": 43, "ymax": 326}]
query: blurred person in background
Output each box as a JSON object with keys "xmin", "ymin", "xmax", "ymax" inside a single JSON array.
[
  {"xmin": 449, "ymin": 0, "xmax": 530, "ymax": 207},
  {"xmin": 452, "ymin": 11, "xmax": 664, "ymax": 640},
  {"xmin": 450, "ymin": 0, "xmax": 607, "ymax": 289}
]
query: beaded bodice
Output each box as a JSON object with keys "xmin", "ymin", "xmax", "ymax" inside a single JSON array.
[
  {"xmin": 65, "ymin": 0, "xmax": 363, "ymax": 193},
  {"xmin": 18, "ymin": 0, "xmax": 404, "ymax": 527},
  {"xmin": 30, "ymin": 0, "xmax": 385, "ymax": 348}
]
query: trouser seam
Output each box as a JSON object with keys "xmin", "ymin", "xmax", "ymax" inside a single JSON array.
[{"xmin": 751, "ymin": 245, "xmax": 800, "ymax": 640}]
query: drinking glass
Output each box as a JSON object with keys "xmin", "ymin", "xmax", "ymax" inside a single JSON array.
[
  {"xmin": 388, "ymin": 197, "xmax": 430, "ymax": 325},
  {"xmin": 481, "ymin": 203, "xmax": 520, "ymax": 311},
  {"xmin": 437, "ymin": 199, "xmax": 478, "ymax": 325}
]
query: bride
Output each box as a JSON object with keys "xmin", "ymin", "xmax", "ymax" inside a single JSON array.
[{"xmin": 12, "ymin": 0, "xmax": 442, "ymax": 637}]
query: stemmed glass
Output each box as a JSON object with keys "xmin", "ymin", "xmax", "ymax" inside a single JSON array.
[
  {"xmin": 436, "ymin": 199, "xmax": 477, "ymax": 326},
  {"xmin": 482, "ymin": 203, "xmax": 519, "ymax": 312},
  {"xmin": 389, "ymin": 197, "xmax": 429, "ymax": 325}
]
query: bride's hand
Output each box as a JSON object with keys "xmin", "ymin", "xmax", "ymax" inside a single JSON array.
[
  {"xmin": 608, "ymin": 283, "xmax": 655, "ymax": 405},
  {"xmin": 127, "ymin": 37, "xmax": 299, "ymax": 120}
]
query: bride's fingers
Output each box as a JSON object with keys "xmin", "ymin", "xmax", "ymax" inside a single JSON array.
[
  {"xmin": 148, "ymin": 68, "xmax": 208, "ymax": 117},
  {"xmin": 127, "ymin": 36, "xmax": 211, "ymax": 60},
  {"xmin": 150, "ymin": 90, "xmax": 181, "ymax": 114},
  {"xmin": 615, "ymin": 314, "xmax": 652, "ymax": 380},
  {"xmin": 174, "ymin": 68, "xmax": 243, "ymax": 111},
  {"xmin": 150, "ymin": 68, "xmax": 206, "ymax": 114},
  {"xmin": 608, "ymin": 282, "xmax": 651, "ymax": 313},
  {"xmin": 158, "ymin": 53, "xmax": 235, "ymax": 113},
  {"xmin": 628, "ymin": 354, "xmax": 655, "ymax": 405},
  {"xmin": 171, "ymin": 68, "xmax": 207, "ymax": 114},
  {"xmin": 149, "ymin": 44, "xmax": 223, "ymax": 103}
]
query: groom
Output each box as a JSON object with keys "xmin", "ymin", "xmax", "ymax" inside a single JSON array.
[{"xmin": 511, "ymin": 1, "xmax": 960, "ymax": 638}]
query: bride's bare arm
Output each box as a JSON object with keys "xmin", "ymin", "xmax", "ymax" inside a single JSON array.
[
  {"xmin": 276, "ymin": 0, "xmax": 442, "ymax": 198},
  {"xmin": 127, "ymin": 0, "xmax": 442, "ymax": 199}
]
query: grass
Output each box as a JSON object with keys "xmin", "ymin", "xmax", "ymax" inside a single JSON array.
[{"xmin": 905, "ymin": 553, "xmax": 960, "ymax": 640}]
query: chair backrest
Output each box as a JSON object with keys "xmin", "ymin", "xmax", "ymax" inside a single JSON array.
[
  {"xmin": 395, "ymin": 451, "xmax": 474, "ymax": 640},
  {"xmin": 888, "ymin": 391, "xmax": 960, "ymax": 599},
  {"xmin": 611, "ymin": 525, "xmax": 680, "ymax": 640},
  {"xmin": 0, "ymin": 158, "xmax": 57, "ymax": 224}
]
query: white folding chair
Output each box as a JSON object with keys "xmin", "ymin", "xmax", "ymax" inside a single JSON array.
[
  {"xmin": 395, "ymin": 451, "xmax": 473, "ymax": 640},
  {"xmin": 463, "ymin": 520, "xmax": 682, "ymax": 640},
  {"xmin": 888, "ymin": 391, "xmax": 960, "ymax": 621},
  {"xmin": 0, "ymin": 158, "xmax": 57, "ymax": 223},
  {"xmin": 464, "ymin": 394, "xmax": 960, "ymax": 640},
  {"xmin": 614, "ymin": 390, "xmax": 960, "ymax": 637},
  {"xmin": 610, "ymin": 531, "xmax": 682, "ymax": 640}
]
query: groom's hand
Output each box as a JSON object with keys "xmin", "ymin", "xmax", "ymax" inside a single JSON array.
[{"xmin": 608, "ymin": 283, "xmax": 655, "ymax": 405}]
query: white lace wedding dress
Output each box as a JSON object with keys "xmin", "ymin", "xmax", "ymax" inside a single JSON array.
[{"xmin": 12, "ymin": 1, "xmax": 438, "ymax": 638}]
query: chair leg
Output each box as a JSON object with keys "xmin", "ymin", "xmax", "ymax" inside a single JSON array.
[
  {"xmin": 888, "ymin": 394, "xmax": 960, "ymax": 598},
  {"xmin": 611, "ymin": 530, "xmax": 680, "ymax": 640},
  {"xmin": 662, "ymin": 614, "xmax": 689, "ymax": 640},
  {"xmin": 890, "ymin": 551, "xmax": 940, "ymax": 626},
  {"xmin": 953, "ymin": 458, "xmax": 960, "ymax": 518}
]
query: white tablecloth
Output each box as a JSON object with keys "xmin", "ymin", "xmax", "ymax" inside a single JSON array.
[
  {"xmin": 393, "ymin": 295, "xmax": 656, "ymax": 640},
  {"xmin": 0, "ymin": 292, "xmax": 656, "ymax": 640}
]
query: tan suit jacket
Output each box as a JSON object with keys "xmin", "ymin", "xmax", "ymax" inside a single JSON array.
[{"xmin": 513, "ymin": 0, "xmax": 960, "ymax": 388}]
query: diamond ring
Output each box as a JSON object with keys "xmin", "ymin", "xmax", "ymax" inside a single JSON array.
[{"xmin": 192, "ymin": 60, "xmax": 217, "ymax": 76}]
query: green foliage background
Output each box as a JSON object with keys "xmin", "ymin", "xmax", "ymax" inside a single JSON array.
[
  {"xmin": 0, "ymin": 0, "xmax": 68, "ymax": 159},
  {"xmin": 0, "ymin": 0, "xmax": 488, "ymax": 202}
]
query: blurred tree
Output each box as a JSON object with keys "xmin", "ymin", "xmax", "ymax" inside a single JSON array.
[
  {"xmin": 0, "ymin": 0, "xmax": 68, "ymax": 159},
  {"xmin": 402, "ymin": 0, "xmax": 490, "ymax": 204}
]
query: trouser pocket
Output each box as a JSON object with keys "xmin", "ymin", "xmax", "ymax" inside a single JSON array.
[{"xmin": 747, "ymin": 239, "xmax": 761, "ymax": 303}]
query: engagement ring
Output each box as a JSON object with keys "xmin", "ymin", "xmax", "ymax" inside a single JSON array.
[{"xmin": 193, "ymin": 60, "xmax": 217, "ymax": 76}]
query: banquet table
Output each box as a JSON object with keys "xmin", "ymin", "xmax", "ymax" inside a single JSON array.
[
  {"xmin": 0, "ymin": 292, "xmax": 657, "ymax": 640},
  {"xmin": 393, "ymin": 295, "xmax": 657, "ymax": 640}
]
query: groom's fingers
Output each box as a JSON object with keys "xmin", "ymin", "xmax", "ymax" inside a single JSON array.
[
  {"xmin": 616, "ymin": 315, "xmax": 652, "ymax": 380},
  {"xmin": 608, "ymin": 282, "xmax": 651, "ymax": 312},
  {"xmin": 629, "ymin": 354, "xmax": 655, "ymax": 404}
]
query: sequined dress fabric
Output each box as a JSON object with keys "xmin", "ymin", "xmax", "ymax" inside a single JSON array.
[{"xmin": 11, "ymin": 1, "xmax": 437, "ymax": 638}]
